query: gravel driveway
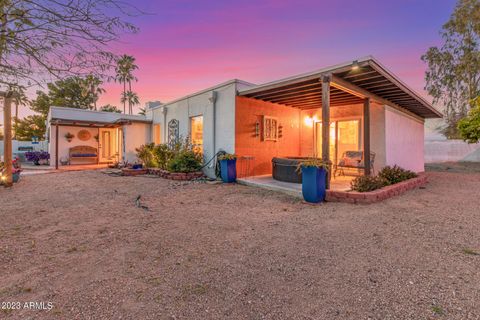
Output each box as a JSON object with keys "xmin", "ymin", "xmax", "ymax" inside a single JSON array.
[{"xmin": 0, "ymin": 170, "xmax": 479, "ymax": 319}]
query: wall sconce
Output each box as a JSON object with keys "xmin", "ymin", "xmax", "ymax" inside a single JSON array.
[
  {"xmin": 278, "ymin": 125, "xmax": 283, "ymax": 139},
  {"xmin": 304, "ymin": 116, "xmax": 314, "ymax": 127},
  {"xmin": 255, "ymin": 120, "xmax": 260, "ymax": 137}
]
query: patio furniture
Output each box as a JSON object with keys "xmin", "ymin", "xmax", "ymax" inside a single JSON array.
[
  {"xmin": 334, "ymin": 151, "xmax": 375, "ymax": 177},
  {"xmin": 69, "ymin": 146, "xmax": 98, "ymax": 165},
  {"xmin": 272, "ymin": 157, "xmax": 311, "ymax": 183}
]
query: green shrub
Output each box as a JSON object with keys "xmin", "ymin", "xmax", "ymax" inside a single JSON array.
[
  {"xmin": 153, "ymin": 144, "xmax": 173, "ymax": 170},
  {"xmin": 135, "ymin": 143, "xmax": 157, "ymax": 167},
  {"xmin": 378, "ymin": 165, "xmax": 417, "ymax": 185},
  {"xmin": 166, "ymin": 137, "xmax": 203, "ymax": 172},
  {"xmin": 167, "ymin": 151, "xmax": 203, "ymax": 172},
  {"xmin": 350, "ymin": 175, "xmax": 385, "ymax": 192}
]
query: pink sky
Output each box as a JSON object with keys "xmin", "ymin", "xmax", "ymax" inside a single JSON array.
[{"xmin": 16, "ymin": 0, "xmax": 456, "ymax": 118}]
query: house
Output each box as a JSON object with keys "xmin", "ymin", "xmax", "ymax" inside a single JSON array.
[
  {"xmin": 47, "ymin": 107, "xmax": 151, "ymax": 166},
  {"xmin": 47, "ymin": 56, "xmax": 442, "ymax": 188}
]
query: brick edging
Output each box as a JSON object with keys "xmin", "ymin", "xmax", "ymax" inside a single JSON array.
[
  {"xmin": 147, "ymin": 168, "xmax": 204, "ymax": 181},
  {"xmin": 326, "ymin": 174, "xmax": 428, "ymax": 204}
]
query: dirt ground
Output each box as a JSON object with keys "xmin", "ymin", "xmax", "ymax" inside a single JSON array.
[{"xmin": 0, "ymin": 169, "xmax": 479, "ymax": 320}]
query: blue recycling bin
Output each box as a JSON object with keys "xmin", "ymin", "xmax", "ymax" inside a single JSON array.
[
  {"xmin": 220, "ymin": 159, "xmax": 237, "ymax": 183},
  {"xmin": 301, "ymin": 166, "xmax": 327, "ymax": 203}
]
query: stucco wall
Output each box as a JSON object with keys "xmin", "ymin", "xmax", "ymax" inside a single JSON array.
[
  {"xmin": 147, "ymin": 81, "xmax": 238, "ymax": 178},
  {"xmin": 425, "ymin": 140, "xmax": 480, "ymax": 163},
  {"xmin": 235, "ymin": 96, "xmax": 301, "ymax": 176},
  {"xmin": 385, "ymin": 107, "xmax": 425, "ymax": 172},
  {"xmin": 122, "ymin": 123, "xmax": 151, "ymax": 163},
  {"xmin": 49, "ymin": 125, "xmax": 99, "ymax": 166}
]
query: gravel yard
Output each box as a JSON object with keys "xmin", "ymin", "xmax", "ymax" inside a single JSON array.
[{"xmin": 0, "ymin": 169, "xmax": 479, "ymax": 319}]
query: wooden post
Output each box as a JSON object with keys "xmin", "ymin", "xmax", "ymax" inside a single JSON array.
[
  {"xmin": 55, "ymin": 123, "xmax": 59, "ymax": 169},
  {"xmin": 322, "ymin": 74, "xmax": 331, "ymax": 189},
  {"xmin": 3, "ymin": 93, "xmax": 13, "ymax": 187},
  {"xmin": 363, "ymin": 98, "xmax": 371, "ymax": 176}
]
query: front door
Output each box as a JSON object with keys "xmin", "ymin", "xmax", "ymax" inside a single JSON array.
[{"xmin": 99, "ymin": 128, "xmax": 117, "ymax": 163}]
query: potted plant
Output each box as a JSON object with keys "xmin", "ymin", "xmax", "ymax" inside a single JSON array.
[
  {"xmin": 218, "ymin": 153, "xmax": 237, "ymax": 183},
  {"xmin": 94, "ymin": 134, "xmax": 99, "ymax": 142},
  {"xmin": 65, "ymin": 132, "xmax": 74, "ymax": 142},
  {"xmin": 297, "ymin": 158, "xmax": 329, "ymax": 203}
]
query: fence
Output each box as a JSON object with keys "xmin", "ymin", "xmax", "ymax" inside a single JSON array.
[
  {"xmin": 0, "ymin": 140, "xmax": 48, "ymax": 161},
  {"xmin": 425, "ymin": 139, "xmax": 480, "ymax": 163}
]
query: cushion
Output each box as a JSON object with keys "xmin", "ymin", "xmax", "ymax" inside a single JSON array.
[{"xmin": 71, "ymin": 153, "xmax": 97, "ymax": 157}]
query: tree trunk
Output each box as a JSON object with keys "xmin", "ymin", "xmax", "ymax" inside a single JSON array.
[
  {"xmin": 128, "ymin": 80, "xmax": 132, "ymax": 114},
  {"xmin": 13, "ymin": 102, "xmax": 18, "ymax": 140},
  {"xmin": 123, "ymin": 81, "xmax": 126, "ymax": 113}
]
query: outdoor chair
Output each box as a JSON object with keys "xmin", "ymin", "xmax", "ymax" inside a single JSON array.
[{"xmin": 334, "ymin": 151, "xmax": 375, "ymax": 177}]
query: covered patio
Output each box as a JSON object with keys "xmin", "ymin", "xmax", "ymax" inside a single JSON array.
[
  {"xmin": 236, "ymin": 56, "xmax": 442, "ymax": 190},
  {"xmin": 47, "ymin": 107, "xmax": 152, "ymax": 169}
]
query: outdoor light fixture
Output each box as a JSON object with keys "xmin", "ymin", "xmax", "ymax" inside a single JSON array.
[
  {"xmin": 352, "ymin": 60, "xmax": 360, "ymax": 70},
  {"xmin": 255, "ymin": 120, "xmax": 260, "ymax": 137}
]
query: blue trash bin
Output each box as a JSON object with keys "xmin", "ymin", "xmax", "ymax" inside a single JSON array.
[
  {"xmin": 220, "ymin": 159, "xmax": 237, "ymax": 183},
  {"xmin": 301, "ymin": 166, "xmax": 327, "ymax": 203}
]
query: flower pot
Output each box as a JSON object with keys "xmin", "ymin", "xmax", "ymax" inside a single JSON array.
[
  {"xmin": 132, "ymin": 164, "xmax": 143, "ymax": 169},
  {"xmin": 301, "ymin": 166, "xmax": 327, "ymax": 203},
  {"xmin": 12, "ymin": 172, "xmax": 20, "ymax": 183},
  {"xmin": 220, "ymin": 159, "xmax": 237, "ymax": 183},
  {"xmin": 67, "ymin": 138, "xmax": 72, "ymax": 142},
  {"xmin": 33, "ymin": 160, "xmax": 40, "ymax": 166}
]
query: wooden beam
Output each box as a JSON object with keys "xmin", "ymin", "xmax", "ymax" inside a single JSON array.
[
  {"xmin": 331, "ymin": 74, "xmax": 425, "ymax": 122},
  {"xmin": 2, "ymin": 94, "xmax": 13, "ymax": 187},
  {"xmin": 322, "ymin": 74, "xmax": 331, "ymax": 189},
  {"xmin": 363, "ymin": 98, "xmax": 371, "ymax": 176}
]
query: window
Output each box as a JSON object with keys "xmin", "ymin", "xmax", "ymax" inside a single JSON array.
[
  {"xmin": 263, "ymin": 116, "xmax": 278, "ymax": 141},
  {"xmin": 153, "ymin": 124, "xmax": 161, "ymax": 144},
  {"xmin": 190, "ymin": 116, "xmax": 203, "ymax": 153}
]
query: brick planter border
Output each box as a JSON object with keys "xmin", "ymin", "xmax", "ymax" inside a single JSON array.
[
  {"xmin": 147, "ymin": 168, "xmax": 204, "ymax": 181},
  {"xmin": 326, "ymin": 174, "xmax": 428, "ymax": 204}
]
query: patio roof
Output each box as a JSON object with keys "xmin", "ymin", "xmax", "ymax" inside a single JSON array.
[
  {"xmin": 238, "ymin": 56, "xmax": 442, "ymax": 119},
  {"xmin": 48, "ymin": 106, "xmax": 152, "ymax": 127}
]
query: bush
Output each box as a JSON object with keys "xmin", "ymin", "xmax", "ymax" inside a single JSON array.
[
  {"xmin": 167, "ymin": 150, "xmax": 203, "ymax": 173},
  {"xmin": 378, "ymin": 165, "xmax": 417, "ymax": 185},
  {"xmin": 25, "ymin": 151, "xmax": 50, "ymax": 164},
  {"xmin": 152, "ymin": 144, "xmax": 173, "ymax": 170},
  {"xmin": 350, "ymin": 175, "xmax": 385, "ymax": 192},
  {"xmin": 135, "ymin": 143, "xmax": 157, "ymax": 168}
]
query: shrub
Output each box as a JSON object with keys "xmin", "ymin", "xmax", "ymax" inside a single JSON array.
[
  {"xmin": 166, "ymin": 137, "xmax": 203, "ymax": 173},
  {"xmin": 135, "ymin": 143, "xmax": 157, "ymax": 168},
  {"xmin": 152, "ymin": 144, "xmax": 173, "ymax": 170},
  {"xmin": 25, "ymin": 151, "xmax": 50, "ymax": 163},
  {"xmin": 350, "ymin": 175, "xmax": 385, "ymax": 192},
  {"xmin": 378, "ymin": 165, "xmax": 417, "ymax": 185},
  {"xmin": 167, "ymin": 151, "xmax": 203, "ymax": 173}
]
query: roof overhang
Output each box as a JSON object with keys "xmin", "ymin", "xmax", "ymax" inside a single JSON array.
[{"xmin": 238, "ymin": 56, "xmax": 442, "ymax": 119}]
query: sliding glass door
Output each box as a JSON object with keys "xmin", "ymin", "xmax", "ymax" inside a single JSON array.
[{"xmin": 315, "ymin": 119, "xmax": 361, "ymax": 165}]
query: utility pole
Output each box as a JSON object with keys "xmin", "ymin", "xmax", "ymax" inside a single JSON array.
[{"xmin": 1, "ymin": 91, "xmax": 14, "ymax": 187}]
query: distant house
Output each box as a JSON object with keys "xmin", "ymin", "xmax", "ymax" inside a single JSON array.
[{"xmin": 46, "ymin": 56, "xmax": 442, "ymax": 188}]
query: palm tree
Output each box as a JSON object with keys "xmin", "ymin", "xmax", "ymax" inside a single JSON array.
[
  {"xmin": 9, "ymin": 84, "xmax": 29, "ymax": 140},
  {"xmin": 82, "ymin": 75, "xmax": 105, "ymax": 110},
  {"xmin": 138, "ymin": 107, "xmax": 146, "ymax": 116},
  {"xmin": 121, "ymin": 91, "xmax": 140, "ymax": 113},
  {"xmin": 115, "ymin": 54, "xmax": 138, "ymax": 114}
]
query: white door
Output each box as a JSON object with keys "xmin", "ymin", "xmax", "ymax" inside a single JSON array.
[{"xmin": 99, "ymin": 128, "xmax": 117, "ymax": 163}]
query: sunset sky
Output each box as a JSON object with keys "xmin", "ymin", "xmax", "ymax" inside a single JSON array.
[{"xmin": 24, "ymin": 0, "xmax": 458, "ymax": 116}]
